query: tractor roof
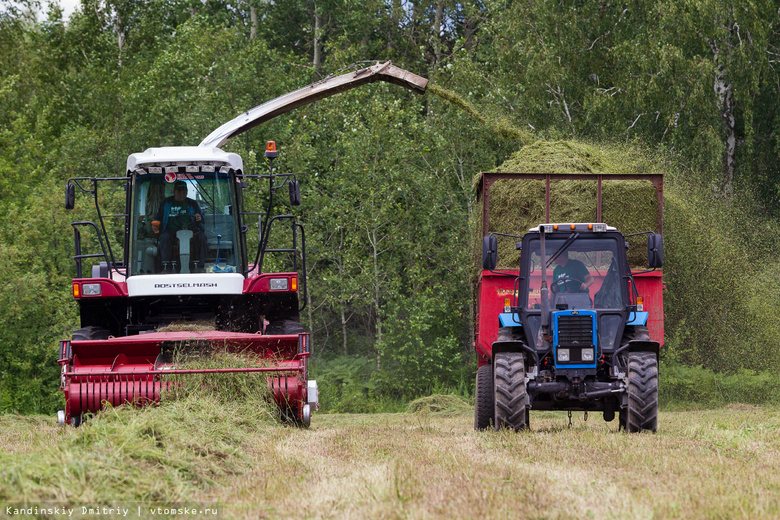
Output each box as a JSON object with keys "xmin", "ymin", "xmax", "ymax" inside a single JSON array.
[{"xmin": 126, "ymin": 146, "xmax": 244, "ymax": 172}]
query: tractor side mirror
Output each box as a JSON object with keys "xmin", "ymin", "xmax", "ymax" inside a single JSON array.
[
  {"xmin": 65, "ymin": 183, "xmax": 76, "ymax": 210},
  {"xmin": 289, "ymin": 179, "xmax": 301, "ymax": 206},
  {"xmin": 647, "ymin": 233, "xmax": 663, "ymax": 268},
  {"xmin": 482, "ymin": 235, "xmax": 497, "ymax": 270}
]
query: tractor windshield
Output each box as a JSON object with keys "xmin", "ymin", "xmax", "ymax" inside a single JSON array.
[
  {"xmin": 129, "ymin": 170, "xmax": 240, "ymax": 276},
  {"xmin": 524, "ymin": 236, "xmax": 625, "ymax": 310}
]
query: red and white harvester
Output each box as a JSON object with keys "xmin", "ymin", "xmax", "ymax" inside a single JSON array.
[{"xmin": 57, "ymin": 62, "xmax": 427, "ymax": 426}]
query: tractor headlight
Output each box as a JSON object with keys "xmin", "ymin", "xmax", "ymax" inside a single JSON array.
[
  {"xmin": 557, "ymin": 348, "xmax": 570, "ymax": 362},
  {"xmin": 269, "ymin": 278, "xmax": 288, "ymax": 290},
  {"xmin": 82, "ymin": 283, "xmax": 102, "ymax": 296},
  {"xmin": 582, "ymin": 348, "xmax": 595, "ymax": 361}
]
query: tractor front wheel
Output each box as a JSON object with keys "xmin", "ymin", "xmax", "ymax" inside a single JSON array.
[
  {"xmin": 493, "ymin": 352, "xmax": 529, "ymax": 431},
  {"xmin": 626, "ymin": 351, "xmax": 658, "ymax": 433},
  {"xmin": 474, "ymin": 363, "xmax": 494, "ymax": 430}
]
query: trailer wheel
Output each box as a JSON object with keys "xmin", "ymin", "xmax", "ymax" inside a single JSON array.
[
  {"xmin": 493, "ymin": 352, "xmax": 528, "ymax": 431},
  {"xmin": 72, "ymin": 326, "xmax": 110, "ymax": 341},
  {"xmin": 474, "ymin": 363, "xmax": 494, "ymax": 430},
  {"xmin": 626, "ymin": 351, "xmax": 658, "ymax": 433}
]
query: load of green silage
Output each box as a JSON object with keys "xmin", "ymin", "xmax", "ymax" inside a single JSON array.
[{"xmin": 473, "ymin": 139, "xmax": 664, "ymax": 271}]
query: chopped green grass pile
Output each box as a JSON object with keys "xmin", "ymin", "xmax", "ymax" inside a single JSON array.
[
  {"xmin": 472, "ymin": 139, "xmax": 665, "ymax": 272},
  {"xmin": 0, "ymin": 352, "xmax": 279, "ymax": 506},
  {"xmin": 405, "ymin": 394, "xmax": 472, "ymax": 416}
]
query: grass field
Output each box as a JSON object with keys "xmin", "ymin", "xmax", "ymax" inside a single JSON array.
[{"xmin": 2, "ymin": 401, "xmax": 779, "ymax": 519}]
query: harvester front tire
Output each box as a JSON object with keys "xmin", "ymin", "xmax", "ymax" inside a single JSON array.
[
  {"xmin": 474, "ymin": 363, "xmax": 494, "ymax": 430},
  {"xmin": 72, "ymin": 326, "xmax": 110, "ymax": 341},
  {"xmin": 266, "ymin": 318, "xmax": 305, "ymax": 335},
  {"xmin": 626, "ymin": 351, "xmax": 658, "ymax": 433},
  {"xmin": 493, "ymin": 352, "xmax": 529, "ymax": 431}
]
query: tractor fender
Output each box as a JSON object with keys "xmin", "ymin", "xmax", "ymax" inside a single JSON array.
[
  {"xmin": 627, "ymin": 339, "xmax": 660, "ymax": 359},
  {"xmin": 491, "ymin": 340, "xmax": 539, "ymax": 368}
]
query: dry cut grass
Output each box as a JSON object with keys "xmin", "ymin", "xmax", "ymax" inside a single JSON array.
[
  {"xmin": 199, "ymin": 403, "xmax": 780, "ymax": 519},
  {"xmin": 2, "ymin": 401, "xmax": 778, "ymax": 519}
]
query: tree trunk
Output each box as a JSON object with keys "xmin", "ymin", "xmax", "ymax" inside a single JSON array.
[
  {"xmin": 369, "ymin": 226, "xmax": 382, "ymax": 371},
  {"xmin": 313, "ymin": 10, "xmax": 323, "ymax": 70},
  {"xmin": 250, "ymin": 7, "xmax": 257, "ymax": 40},
  {"xmin": 432, "ymin": 0, "xmax": 443, "ymax": 66},
  {"xmin": 706, "ymin": 11, "xmax": 738, "ymax": 199},
  {"xmin": 115, "ymin": 5, "xmax": 123, "ymax": 68},
  {"xmin": 338, "ymin": 227, "xmax": 348, "ymax": 355}
]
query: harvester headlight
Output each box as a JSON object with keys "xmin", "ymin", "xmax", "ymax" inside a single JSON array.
[
  {"xmin": 593, "ymin": 223, "xmax": 607, "ymax": 232},
  {"xmin": 82, "ymin": 283, "xmax": 102, "ymax": 296},
  {"xmin": 201, "ymin": 165, "xmax": 215, "ymax": 173},
  {"xmin": 582, "ymin": 348, "xmax": 595, "ymax": 361},
  {"xmin": 186, "ymin": 165, "xmax": 199, "ymax": 173},
  {"xmin": 148, "ymin": 166, "xmax": 163, "ymax": 174},
  {"xmin": 269, "ymin": 278, "xmax": 288, "ymax": 290},
  {"xmin": 558, "ymin": 348, "xmax": 570, "ymax": 362},
  {"xmin": 165, "ymin": 166, "xmax": 178, "ymax": 174}
]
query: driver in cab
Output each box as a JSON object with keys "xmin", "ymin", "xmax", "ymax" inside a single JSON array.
[
  {"xmin": 553, "ymin": 253, "xmax": 594, "ymax": 293},
  {"xmin": 152, "ymin": 180, "xmax": 207, "ymax": 272}
]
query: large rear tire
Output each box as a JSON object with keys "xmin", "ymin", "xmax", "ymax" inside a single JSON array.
[
  {"xmin": 493, "ymin": 352, "xmax": 529, "ymax": 431},
  {"xmin": 626, "ymin": 351, "xmax": 658, "ymax": 433},
  {"xmin": 474, "ymin": 363, "xmax": 494, "ymax": 430}
]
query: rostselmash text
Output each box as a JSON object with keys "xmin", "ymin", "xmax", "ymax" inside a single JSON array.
[{"xmin": 153, "ymin": 283, "xmax": 219, "ymax": 289}]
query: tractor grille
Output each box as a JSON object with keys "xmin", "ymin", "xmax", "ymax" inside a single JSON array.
[{"xmin": 557, "ymin": 315, "xmax": 594, "ymax": 347}]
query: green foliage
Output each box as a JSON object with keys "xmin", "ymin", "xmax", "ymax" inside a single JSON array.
[
  {"xmin": 3, "ymin": 0, "xmax": 780, "ymax": 415},
  {"xmin": 661, "ymin": 361, "xmax": 780, "ymax": 407},
  {"xmin": 310, "ymin": 355, "xmax": 385, "ymax": 413}
]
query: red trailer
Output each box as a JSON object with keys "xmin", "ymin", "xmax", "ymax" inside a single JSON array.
[{"xmin": 474, "ymin": 172, "xmax": 664, "ymax": 432}]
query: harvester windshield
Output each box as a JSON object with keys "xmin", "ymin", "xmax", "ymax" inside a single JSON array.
[
  {"xmin": 524, "ymin": 236, "xmax": 625, "ymax": 311},
  {"xmin": 130, "ymin": 170, "xmax": 240, "ymax": 275}
]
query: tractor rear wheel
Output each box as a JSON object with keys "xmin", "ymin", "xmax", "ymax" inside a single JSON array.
[
  {"xmin": 474, "ymin": 363, "xmax": 494, "ymax": 430},
  {"xmin": 493, "ymin": 352, "xmax": 528, "ymax": 431},
  {"xmin": 626, "ymin": 351, "xmax": 658, "ymax": 433},
  {"xmin": 72, "ymin": 326, "xmax": 110, "ymax": 341}
]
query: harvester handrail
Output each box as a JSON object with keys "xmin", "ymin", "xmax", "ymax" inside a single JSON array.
[{"xmin": 71, "ymin": 221, "xmax": 110, "ymax": 279}]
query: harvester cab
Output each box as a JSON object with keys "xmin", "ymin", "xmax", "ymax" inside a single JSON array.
[
  {"xmin": 474, "ymin": 173, "xmax": 664, "ymax": 433},
  {"xmin": 57, "ymin": 61, "xmax": 427, "ymax": 427}
]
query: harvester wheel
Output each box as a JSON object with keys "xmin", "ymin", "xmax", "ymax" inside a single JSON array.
[
  {"xmin": 474, "ymin": 363, "xmax": 494, "ymax": 430},
  {"xmin": 493, "ymin": 352, "xmax": 529, "ymax": 431},
  {"xmin": 72, "ymin": 326, "xmax": 110, "ymax": 341},
  {"xmin": 626, "ymin": 351, "xmax": 658, "ymax": 433},
  {"xmin": 266, "ymin": 318, "xmax": 304, "ymax": 335}
]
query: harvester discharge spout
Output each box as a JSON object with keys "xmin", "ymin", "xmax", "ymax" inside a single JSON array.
[{"xmin": 199, "ymin": 61, "xmax": 428, "ymax": 149}]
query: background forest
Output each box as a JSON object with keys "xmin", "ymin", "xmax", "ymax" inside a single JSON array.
[{"xmin": 3, "ymin": 0, "xmax": 780, "ymax": 414}]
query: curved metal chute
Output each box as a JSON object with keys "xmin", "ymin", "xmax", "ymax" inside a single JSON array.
[{"xmin": 199, "ymin": 61, "xmax": 428, "ymax": 149}]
